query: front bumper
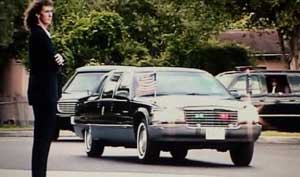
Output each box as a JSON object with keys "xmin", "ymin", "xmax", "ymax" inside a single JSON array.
[{"xmin": 148, "ymin": 123, "xmax": 261, "ymax": 144}]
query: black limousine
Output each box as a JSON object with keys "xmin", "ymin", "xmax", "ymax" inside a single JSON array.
[
  {"xmin": 216, "ymin": 66, "xmax": 300, "ymax": 131},
  {"xmin": 72, "ymin": 67, "xmax": 261, "ymax": 166}
]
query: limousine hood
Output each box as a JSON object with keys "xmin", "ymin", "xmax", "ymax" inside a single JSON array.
[
  {"xmin": 59, "ymin": 92, "xmax": 89, "ymax": 101},
  {"xmin": 136, "ymin": 95, "xmax": 248, "ymax": 110}
]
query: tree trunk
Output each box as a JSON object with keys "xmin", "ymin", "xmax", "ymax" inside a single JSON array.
[
  {"xmin": 277, "ymin": 29, "xmax": 289, "ymax": 69},
  {"xmin": 289, "ymin": 27, "xmax": 300, "ymax": 70}
]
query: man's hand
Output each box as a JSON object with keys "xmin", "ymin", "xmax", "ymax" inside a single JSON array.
[{"xmin": 55, "ymin": 53, "xmax": 64, "ymax": 66}]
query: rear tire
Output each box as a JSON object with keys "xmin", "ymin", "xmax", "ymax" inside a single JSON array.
[
  {"xmin": 84, "ymin": 128, "xmax": 104, "ymax": 157},
  {"xmin": 137, "ymin": 119, "xmax": 160, "ymax": 162},
  {"xmin": 230, "ymin": 142, "xmax": 254, "ymax": 166}
]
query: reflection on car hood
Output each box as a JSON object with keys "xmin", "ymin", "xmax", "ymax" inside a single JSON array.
[
  {"xmin": 59, "ymin": 92, "xmax": 89, "ymax": 101},
  {"xmin": 135, "ymin": 95, "xmax": 247, "ymax": 110}
]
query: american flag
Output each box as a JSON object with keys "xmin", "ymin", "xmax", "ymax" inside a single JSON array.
[{"xmin": 135, "ymin": 72, "xmax": 156, "ymax": 96}]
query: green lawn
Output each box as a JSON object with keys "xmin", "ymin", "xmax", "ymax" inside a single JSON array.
[
  {"xmin": 0, "ymin": 125, "xmax": 33, "ymax": 131},
  {"xmin": 262, "ymin": 130, "xmax": 300, "ymax": 137}
]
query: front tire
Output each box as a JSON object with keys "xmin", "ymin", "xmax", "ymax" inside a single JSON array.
[
  {"xmin": 230, "ymin": 142, "xmax": 254, "ymax": 166},
  {"xmin": 84, "ymin": 128, "xmax": 104, "ymax": 157},
  {"xmin": 137, "ymin": 120, "xmax": 160, "ymax": 162}
]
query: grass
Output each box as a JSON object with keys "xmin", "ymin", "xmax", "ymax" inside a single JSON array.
[
  {"xmin": 262, "ymin": 130, "xmax": 300, "ymax": 137},
  {"xmin": 0, "ymin": 124, "xmax": 33, "ymax": 131}
]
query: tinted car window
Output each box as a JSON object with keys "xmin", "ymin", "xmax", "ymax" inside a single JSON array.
[
  {"xmin": 102, "ymin": 73, "xmax": 121, "ymax": 98},
  {"xmin": 65, "ymin": 72, "xmax": 105, "ymax": 93},
  {"xmin": 118, "ymin": 72, "xmax": 131, "ymax": 90},
  {"xmin": 230, "ymin": 75, "xmax": 263, "ymax": 95},
  {"xmin": 135, "ymin": 71, "xmax": 230, "ymax": 97},
  {"xmin": 288, "ymin": 74, "xmax": 300, "ymax": 93}
]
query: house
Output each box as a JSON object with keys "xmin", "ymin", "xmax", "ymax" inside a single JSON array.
[
  {"xmin": 0, "ymin": 58, "xmax": 33, "ymax": 126},
  {"xmin": 218, "ymin": 30, "xmax": 290, "ymax": 70}
]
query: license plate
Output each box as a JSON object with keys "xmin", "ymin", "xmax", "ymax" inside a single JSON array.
[{"xmin": 205, "ymin": 127, "xmax": 225, "ymax": 140}]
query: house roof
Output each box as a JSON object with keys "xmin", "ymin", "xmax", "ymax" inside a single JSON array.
[{"xmin": 218, "ymin": 30, "xmax": 288, "ymax": 55}]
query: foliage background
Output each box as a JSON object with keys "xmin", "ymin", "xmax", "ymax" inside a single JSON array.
[
  {"xmin": 0, "ymin": 0, "xmax": 254, "ymax": 85},
  {"xmin": 204, "ymin": 0, "xmax": 300, "ymax": 69}
]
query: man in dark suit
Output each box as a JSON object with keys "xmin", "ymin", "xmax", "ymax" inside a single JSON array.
[
  {"xmin": 24, "ymin": 1, "xmax": 64, "ymax": 177},
  {"xmin": 270, "ymin": 78, "xmax": 290, "ymax": 94}
]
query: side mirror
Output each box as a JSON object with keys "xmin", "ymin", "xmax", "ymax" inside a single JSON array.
[
  {"xmin": 87, "ymin": 94, "xmax": 100, "ymax": 101},
  {"xmin": 115, "ymin": 90, "xmax": 129, "ymax": 100},
  {"xmin": 229, "ymin": 89, "xmax": 242, "ymax": 100}
]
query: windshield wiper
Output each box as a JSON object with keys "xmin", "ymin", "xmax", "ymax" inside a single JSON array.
[
  {"xmin": 186, "ymin": 93, "xmax": 211, "ymax": 96},
  {"xmin": 139, "ymin": 93, "xmax": 169, "ymax": 97}
]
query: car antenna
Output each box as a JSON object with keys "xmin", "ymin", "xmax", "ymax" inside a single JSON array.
[
  {"xmin": 154, "ymin": 71, "xmax": 157, "ymax": 104},
  {"xmin": 245, "ymin": 68, "xmax": 252, "ymax": 102}
]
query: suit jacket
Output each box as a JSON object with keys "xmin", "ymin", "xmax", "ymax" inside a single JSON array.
[{"xmin": 27, "ymin": 25, "xmax": 60, "ymax": 105}]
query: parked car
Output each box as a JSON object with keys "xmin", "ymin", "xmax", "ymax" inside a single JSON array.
[
  {"xmin": 55, "ymin": 65, "xmax": 129, "ymax": 140},
  {"xmin": 216, "ymin": 66, "xmax": 300, "ymax": 131},
  {"xmin": 72, "ymin": 67, "xmax": 261, "ymax": 166}
]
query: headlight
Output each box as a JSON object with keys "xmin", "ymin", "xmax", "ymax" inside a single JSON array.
[
  {"xmin": 152, "ymin": 107, "xmax": 185, "ymax": 123},
  {"xmin": 238, "ymin": 104, "xmax": 259, "ymax": 123},
  {"xmin": 57, "ymin": 103, "xmax": 62, "ymax": 112}
]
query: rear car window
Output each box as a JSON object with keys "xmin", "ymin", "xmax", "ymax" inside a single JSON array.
[
  {"xmin": 265, "ymin": 75, "xmax": 291, "ymax": 94},
  {"xmin": 288, "ymin": 75, "xmax": 300, "ymax": 93},
  {"xmin": 230, "ymin": 75, "xmax": 263, "ymax": 95}
]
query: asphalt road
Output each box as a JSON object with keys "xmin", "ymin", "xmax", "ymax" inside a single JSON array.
[{"xmin": 0, "ymin": 137, "xmax": 299, "ymax": 177}]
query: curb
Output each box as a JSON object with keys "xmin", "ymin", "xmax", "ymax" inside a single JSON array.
[
  {"xmin": 0, "ymin": 130, "xmax": 75, "ymax": 138},
  {"xmin": 0, "ymin": 130, "xmax": 33, "ymax": 137},
  {"xmin": 258, "ymin": 136, "xmax": 300, "ymax": 144}
]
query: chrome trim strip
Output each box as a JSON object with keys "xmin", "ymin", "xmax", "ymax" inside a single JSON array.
[{"xmin": 87, "ymin": 124, "xmax": 133, "ymax": 128}]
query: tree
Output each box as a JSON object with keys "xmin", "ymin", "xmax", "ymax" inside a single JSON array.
[
  {"xmin": 52, "ymin": 10, "xmax": 130, "ymax": 82},
  {"xmin": 48, "ymin": 0, "xmax": 252, "ymax": 77},
  {"xmin": 0, "ymin": 0, "xmax": 27, "ymax": 67},
  {"xmin": 203, "ymin": 0, "xmax": 300, "ymax": 70},
  {"xmin": 0, "ymin": 0, "xmax": 27, "ymax": 91}
]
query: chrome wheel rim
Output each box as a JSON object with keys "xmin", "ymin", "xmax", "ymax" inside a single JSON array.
[
  {"xmin": 137, "ymin": 123, "xmax": 147, "ymax": 158},
  {"xmin": 85, "ymin": 129, "xmax": 91, "ymax": 152}
]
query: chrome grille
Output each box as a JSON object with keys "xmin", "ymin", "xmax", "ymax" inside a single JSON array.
[
  {"xmin": 58, "ymin": 102, "xmax": 77, "ymax": 114},
  {"xmin": 184, "ymin": 109, "xmax": 238, "ymax": 127}
]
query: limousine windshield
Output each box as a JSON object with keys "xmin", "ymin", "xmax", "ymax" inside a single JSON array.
[
  {"xmin": 65, "ymin": 72, "xmax": 105, "ymax": 93},
  {"xmin": 135, "ymin": 71, "xmax": 230, "ymax": 97}
]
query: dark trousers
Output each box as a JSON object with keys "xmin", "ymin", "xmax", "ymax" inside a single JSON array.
[{"xmin": 31, "ymin": 102, "xmax": 57, "ymax": 177}]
